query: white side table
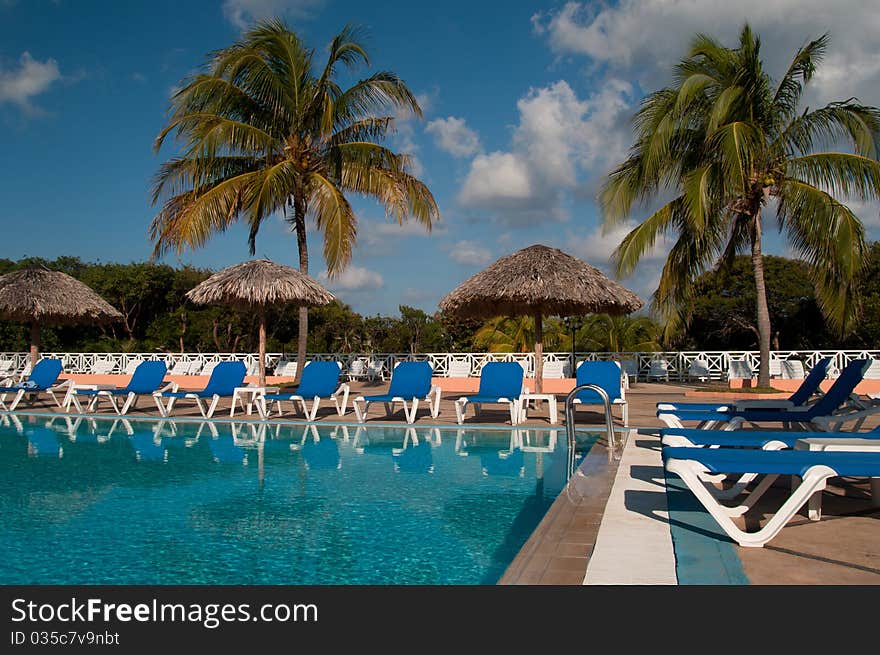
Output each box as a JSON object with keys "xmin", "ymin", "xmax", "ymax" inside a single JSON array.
[
  {"xmin": 794, "ymin": 437, "xmax": 880, "ymax": 520},
  {"xmin": 64, "ymin": 383, "xmax": 116, "ymax": 412},
  {"xmin": 230, "ymin": 386, "xmax": 278, "ymax": 417},
  {"xmin": 520, "ymin": 393, "xmax": 558, "ymax": 424}
]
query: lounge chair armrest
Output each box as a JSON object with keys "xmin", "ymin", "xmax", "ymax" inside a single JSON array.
[
  {"xmin": 813, "ymin": 405, "xmax": 880, "ymax": 431},
  {"xmin": 734, "ymin": 399, "xmax": 795, "ymax": 410},
  {"xmin": 156, "ymin": 381, "xmax": 178, "ymax": 394}
]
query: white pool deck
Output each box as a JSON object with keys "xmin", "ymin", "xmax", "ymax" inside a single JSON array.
[{"xmin": 583, "ymin": 431, "xmax": 678, "ymax": 585}]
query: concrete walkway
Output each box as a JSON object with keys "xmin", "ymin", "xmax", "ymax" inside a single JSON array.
[{"xmin": 583, "ymin": 430, "xmax": 677, "ymax": 585}]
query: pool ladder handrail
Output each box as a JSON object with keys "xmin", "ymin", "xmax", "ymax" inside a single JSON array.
[{"xmin": 563, "ymin": 384, "xmax": 615, "ymax": 478}]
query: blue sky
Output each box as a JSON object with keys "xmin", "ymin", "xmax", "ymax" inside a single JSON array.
[{"xmin": 2, "ymin": 0, "xmax": 879, "ymax": 317}]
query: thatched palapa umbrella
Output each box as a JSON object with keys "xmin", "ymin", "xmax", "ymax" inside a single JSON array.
[
  {"xmin": 185, "ymin": 259, "xmax": 335, "ymax": 386},
  {"xmin": 0, "ymin": 266, "xmax": 123, "ymax": 367},
  {"xmin": 439, "ymin": 244, "xmax": 643, "ymax": 393}
]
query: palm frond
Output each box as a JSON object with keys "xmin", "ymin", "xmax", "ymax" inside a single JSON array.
[{"xmin": 309, "ymin": 174, "xmax": 357, "ymax": 275}]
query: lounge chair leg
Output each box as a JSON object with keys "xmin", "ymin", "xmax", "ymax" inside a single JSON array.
[
  {"xmin": 455, "ymin": 399, "xmax": 466, "ymax": 424},
  {"xmin": 119, "ymin": 394, "xmax": 135, "ymax": 415},
  {"xmin": 335, "ymin": 385, "xmax": 350, "ymax": 416},
  {"xmin": 306, "ymin": 397, "xmax": 321, "ymax": 421},
  {"xmin": 206, "ymin": 396, "xmax": 220, "ymax": 418},
  {"xmin": 8, "ymin": 389, "xmax": 25, "ymax": 411},
  {"xmin": 406, "ymin": 398, "xmax": 419, "ymax": 424},
  {"xmin": 666, "ymin": 459, "xmax": 836, "ymax": 547}
]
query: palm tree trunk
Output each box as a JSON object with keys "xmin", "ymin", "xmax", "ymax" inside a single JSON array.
[
  {"xmin": 750, "ymin": 213, "xmax": 772, "ymax": 387},
  {"xmin": 293, "ymin": 196, "xmax": 308, "ymax": 385},
  {"xmin": 534, "ymin": 312, "xmax": 544, "ymax": 394},
  {"xmin": 258, "ymin": 306, "xmax": 267, "ymax": 387},
  {"xmin": 29, "ymin": 321, "xmax": 40, "ymax": 368}
]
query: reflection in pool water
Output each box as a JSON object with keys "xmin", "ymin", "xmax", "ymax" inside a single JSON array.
[{"xmin": 0, "ymin": 414, "xmax": 589, "ymax": 584}]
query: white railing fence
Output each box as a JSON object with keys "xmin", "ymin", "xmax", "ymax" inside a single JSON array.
[{"xmin": 3, "ymin": 350, "xmax": 879, "ymax": 381}]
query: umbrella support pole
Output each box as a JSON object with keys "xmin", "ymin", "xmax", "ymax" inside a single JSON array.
[{"xmin": 563, "ymin": 384, "xmax": 615, "ymax": 479}]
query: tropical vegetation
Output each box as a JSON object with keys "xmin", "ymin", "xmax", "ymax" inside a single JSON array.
[
  {"xmin": 6, "ymin": 249, "xmax": 880, "ymax": 356},
  {"xmin": 601, "ymin": 24, "xmax": 880, "ymax": 385},
  {"xmin": 150, "ymin": 20, "xmax": 439, "ymax": 381}
]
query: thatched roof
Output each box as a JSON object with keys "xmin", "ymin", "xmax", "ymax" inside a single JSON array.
[
  {"xmin": 439, "ymin": 244, "xmax": 643, "ymax": 318},
  {"xmin": 185, "ymin": 259, "xmax": 335, "ymax": 308},
  {"xmin": 0, "ymin": 266, "xmax": 123, "ymax": 325}
]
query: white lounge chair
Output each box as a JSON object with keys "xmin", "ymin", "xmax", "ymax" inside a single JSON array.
[
  {"xmin": 647, "ymin": 358, "xmax": 669, "ymax": 381},
  {"xmin": 688, "ymin": 358, "xmax": 711, "ymax": 382},
  {"xmin": 663, "ymin": 446, "xmax": 880, "ymax": 547},
  {"xmin": 727, "ymin": 359, "xmax": 753, "ymax": 381},
  {"xmin": 780, "ymin": 359, "xmax": 806, "ymax": 379},
  {"xmin": 89, "ymin": 356, "xmax": 116, "ymax": 375},
  {"xmin": 541, "ymin": 360, "xmax": 566, "ymax": 379},
  {"xmin": 447, "ymin": 358, "xmax": 472, "ymax": 378},
  {"xmin": 274, "ymin": 359, "xmax": 298, "ymax": 378}
]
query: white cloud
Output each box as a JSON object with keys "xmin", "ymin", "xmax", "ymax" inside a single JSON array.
[
  {"xmin": 318, "ymin": 266, "xmax": 384, "ymax": 291},
  {"xmin": 458, "ymin": 152, "xmax": 534, "ymax": 207},
  {"xmin": 449, "ymin": 240, "xmax": 492, "ymax": 266},
  {"xmin": 534, "ymin": 1, "xmax": 880, "ymax": 107},
  {"xmin": 373, "ymin": 219, "xmax": 434, "ymax": 237},
  {"xmin": 567, "ymin": 221, "xmax": 669, "ymax": 266},
  {"xmin": 426, "ymin": 116, "xmax": 481, "ymax": 158},
  {"xmin": 456, "ymin": 80, "xmax": 636, "ymax": 221},
  {"xmin": 0, "ymin": 52, "xmax": 61, "ymax": 113},
  {"xmin": 401, "ymin": 288, "xmax": 433, "ymax": 304},
  {"xmin": 222, "ymin": 0, "xmax": 324, "ymax": 29}
]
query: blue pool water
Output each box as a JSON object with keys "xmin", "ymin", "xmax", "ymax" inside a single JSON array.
[{"xmin": 0, "ymin": 415, "xmax": 586, "ymax": 585}]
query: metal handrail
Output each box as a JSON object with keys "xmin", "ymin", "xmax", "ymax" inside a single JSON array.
[{"xmin": 563, "ymin": 384, "xmax": 615, "ymax": 479}]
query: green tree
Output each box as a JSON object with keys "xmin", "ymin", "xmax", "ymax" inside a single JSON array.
[
  {"xmin": 150, "ymin": 20, "xmax": 439, "ymax": 381},
  {"xmin": 682, "ymin": 255, "xmax": 831, "ymax": 350},
  {"xmin": 473, "ymin": 316, "xmax": 568, "ymax": 353},
  {"xmin": 601, "ymin": 24, "xmax": 880, "ymax": 385},
  {"xmin": 578, "ymin": 314, "xmax": 661, "ymax": 353}
]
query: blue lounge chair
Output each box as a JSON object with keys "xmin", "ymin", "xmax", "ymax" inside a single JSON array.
[
  {"xmin": 256, "ymin": 360, "xmax": 349, "ymax": 420},
  {"xmin": 481, "ymin": 447, "xmax": 525, "ymax": 477},
  {"xmin": 570, "ymin": 360, "xmax": 628, "ymax": 426},
  {"xmin": 209, "ymin": 434, "xmax": 247, "ymax": 465},
  {"xmin": 352, "ymin": 361, "xmax": 441, "ymax": 424},
  {"xmin": 0, "ymin": 358, "xmax": 69, "ymax": 411},
  {"xmin": 661, "ymin": 423, "xmax": 880, "ymax": 498},
  {"xmin": 454, "ymin": 361, "xmax": 524, "ymax": 425},
  {"xmin": 130, "ymin": 432, "xmax": 167, "ymax": 462},
  {"xmin": 301, "ymin": 436, "xmax": 341, "ymax": 470},
  {"xmin": 662, "ymin": 446, "xmax": 880, "ymax": 547},
  {"xmin": 65, "ymin": 360, "xmax": 170, "ymax": 415},
  {"xmin": 154, "ymin": 360, "xmax": 247, "ymax": 418},
  {"xmin": 26, "ymin": 427, "xmax": 63, "ymax": 458},
  {"xmin": 661, "ymin": 425, "xmax": 880, "ymax": 450},
  {"xmin": 657, "ymin": 358, "xmax": 870, "ymax": 430},
  {"xmin": 657, "ymin": 357, "xmax": 831, "ymax": 413},
  {"xmin": 392, "ymin": 436, "xmax": 434, "ymax": 474}
]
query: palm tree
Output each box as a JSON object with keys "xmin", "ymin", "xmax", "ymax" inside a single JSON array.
[
  {"xmin": 150, "ymin": 20, "xmax": 439, "ymax": 381},
  {"xmin": 473, "ymin": 316, "xmax": 568, "ymax": 352},
  {"xmin": 578, "ymin": 314, "xmax": 661, "ymax": 353},
  {"xmin": 601, "ymin": 24, "xmax": 880, "ymax": 386}
]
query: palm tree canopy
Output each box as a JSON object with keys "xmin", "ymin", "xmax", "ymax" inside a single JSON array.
[
  {"xmin": 579, "ymin": 314, "xmax": 662, "ymax": 353},
  {"xmin": 601, "ymin": 24, "xmax": 880, "ymax": 335},
  {"xmin": 150, "ymin": 19, "xmax": 439, "ymax": 275},
  {"xmin": 473, "ymin": 316, "xmax": 569, "ymax": 353}
]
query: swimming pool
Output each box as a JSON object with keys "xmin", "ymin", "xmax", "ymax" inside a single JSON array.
[{"xmin": 0, "ymin": 414, "xmax": 589, "ymax": 584}]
